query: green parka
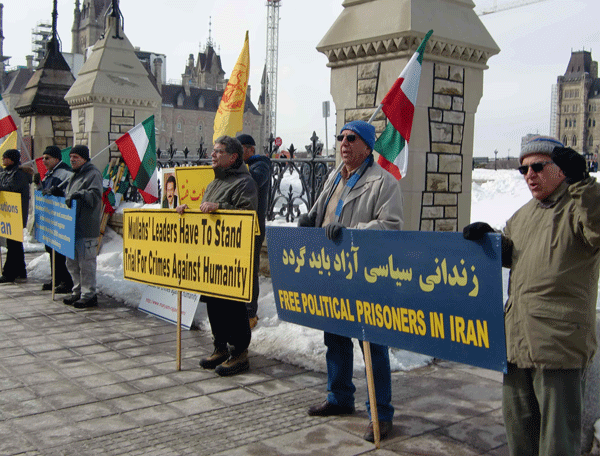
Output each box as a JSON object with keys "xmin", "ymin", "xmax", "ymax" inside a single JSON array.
[{"xmin": 503, "ymin": 177, "xmax": 600, "ymax": 369}]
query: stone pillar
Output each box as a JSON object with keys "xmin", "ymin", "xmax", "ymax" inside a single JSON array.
[{"xmin": 317, "ymin": 0, "xmax": 499, "ymax": 232}]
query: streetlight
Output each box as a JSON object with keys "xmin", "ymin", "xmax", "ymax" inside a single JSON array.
[{"xmin": 494, "ymin": 149, "xmax": 498, "ymax": 171}]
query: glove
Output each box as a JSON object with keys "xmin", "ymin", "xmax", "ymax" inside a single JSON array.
[
  {"xmin": 463, "ymin": 222, "xmax": 494, "ymax": 240},
  {"xmin": 65, "ymin": 192, "xmax": 82, "ymax": 209},
  {"xmin": 41, "ymin": 188, "xmax": 52, "ymax": 196},
  {"xmin": 43, "ymin": 186, "xmax": 64, "ymax": 197},
  {"xmin": 551, "ymin": 147, "xmax": 589, "ymax": 184},
  {"xmin": 297, "ymin": 212, "xmax": 317, "ymax": 228},
  {"xmin": 325, "ymin": 222, "xmax": 344, "ymax": 241}
]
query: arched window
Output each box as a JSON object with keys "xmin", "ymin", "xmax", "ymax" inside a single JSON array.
[
  {"xmin": 589, "ymin": 136, "xmax": 594, "ymax": 147},
  {"xmin": 177, "ymin": 93, "xmax": 184, "ymax": 107},
  {"xmin": 563, "ymin": 136, "xmax": 568, "ymax": 146},
  {"xmin": 589, "ymin": 119, "xmax": 592, "ymax": 127},
  {"xmin": 569, "ymin": 119, "xmax": 572, "ymax": 128},
  {"xmin": 565, "ymin": 119, "xmax": 569, "ymax": 128},
  {"xmin": 573, "ymin": 119, "xmax": 576, "ymax": 128},
  {"xmin": 198, "ymin": 96, "xmax": 205, "ymax": 108},
  {"xmin": 594, "ymin": 119, "xmax": 597, "ymax": 127},
  {"xmin": 572, "ymin": 135, "xmax": 577, "ymax": 146},
  {"xmin": 176, "ymin": 117, "xmax": 183, "ymax": 133}
]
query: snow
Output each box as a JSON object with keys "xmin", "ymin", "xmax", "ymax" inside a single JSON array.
[{"xmin": 19, "ymin": 169, "xmax": 600, "ymax": 375}]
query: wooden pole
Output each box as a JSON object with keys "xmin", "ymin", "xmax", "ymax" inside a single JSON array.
[
  {"xmin": 176, "ymin": 290, "xmax": 182, "ymax": 371},
  {"xmin": 363, "ymin": 341, "xmax": 381, "ymax": 448},
  {"xmin": 51, "ymin": 249, "xmax": 55, "ymax": 300}
]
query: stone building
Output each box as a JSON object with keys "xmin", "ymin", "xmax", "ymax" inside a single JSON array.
[
  {"xmin": 554, "ymin": 50, "xmax": 599, "ymax": 165},
  {"xmin": 71, "ymin": 0, "xmax": 112, "ymax": 55}
]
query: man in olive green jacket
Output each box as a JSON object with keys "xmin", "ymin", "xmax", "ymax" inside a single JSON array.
[{"xmin": 464, "ymin": 135, "xmax": 600, "ymax": 456}]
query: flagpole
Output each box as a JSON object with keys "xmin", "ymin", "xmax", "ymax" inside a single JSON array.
[{"xmin": 367, "ymin": 104, "xmax": 383, "ymax": 125}]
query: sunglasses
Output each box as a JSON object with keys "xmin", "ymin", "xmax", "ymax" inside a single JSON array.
[
  {"xmin": 518, "ymin": 161, "xmax": 553, "ymax": 175},
  {"xmin": 337, "ymin": 134, "xmax": 357, "ymax": 142}
]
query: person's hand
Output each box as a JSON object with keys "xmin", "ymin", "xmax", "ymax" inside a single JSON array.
[
  {"xmin": 51, "ymin": 186, "xmax": 64, "ymax": 197},
  {"xmin": 463, "ymin": 222, "xmax": 494, "ymax": 240},
  {"xmin": 551, "ymin": 147, "xmax": 589, "ymax": 184},
  {"xmin": 41, "ymin": 188, "xmax": 52, "ymax": 196},
  {"xmin": 65, "ymin": 192, "xmax": 82, "ymax": 209},
  {"xmin": 297, "ymin": 212, "xmax": 317, "ymax": 227},
  {"xmin": 200, "ymin": 202, "xmax": 219, "ymax": 213},
  {"xmin": 325, "ymin": 222, "xmax": 344, "ymax": 241},
  {"xmin": 175, "ymin": 204, "xmax": 188, "ymax": 215}
]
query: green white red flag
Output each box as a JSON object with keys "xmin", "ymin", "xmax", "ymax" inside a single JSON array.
[
  {"xmin": 374, "ymin": 30, "xmax": 432, "ymax": 180},
  {"xmin": 116, "ymin": 116, "xmax": 158, "ymax": 204},
  {"xmin": 0, "ymin": 94, "xmax": 17, "ymax": 139}
]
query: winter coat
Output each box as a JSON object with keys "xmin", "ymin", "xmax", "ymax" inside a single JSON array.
[
  {"xmin": 65, "ymin": 161, "xmax": 103, "ymax": 239},
  {"xmin": 503, "ymin": 177, "xmax": 600, "ymax": 369},
  {"xmin": 245, "ymin": 154, "xmax": 271, "ymax": 236},
  {"xmin": 310, "ymin": 158, "xmax": 403, "ymax": 231},
  {"xmin": 0, "ymin": 164, "xmax": 32, "ymax": 225},
  {"xmin": 41, "ymin": 161, "xmax": 73, "ymax": 193},
  {"xmin": 203, "ymin": 161, "xmax": 258, "ymax": 212}
]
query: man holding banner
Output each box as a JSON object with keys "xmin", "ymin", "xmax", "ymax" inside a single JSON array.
[
  {"xmin": 40, "ymin": 145, "xmax": 73, "ymax": 293},
  {"xmin": 464, "ymin": 137, "xmax": 600, "ymax": 456},
  {"xmin": 0, "ymin": 149, "xmax": 32, "ymax": 283},
  {"xmin": 62, "ymin": 145, "xmax": 103, "ymax": 309},
  {"xmin": 298, "ymin": 120, "xmax": 403, "ymax": 442},
  {"xmin": 177, "ymin": 136, "xmax": 258, "ymax": 376}
]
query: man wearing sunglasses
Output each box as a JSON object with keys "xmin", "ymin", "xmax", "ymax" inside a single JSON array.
[
  {"xmin": 464, "ymin": 135, "xmax": 600, "ymax": 456},
  {"xmin": 298, "ymin": 120, "xmax": 403, "ymax": 442}
]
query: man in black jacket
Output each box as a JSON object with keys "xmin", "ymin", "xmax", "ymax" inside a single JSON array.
[
  {"xmin": 40, "ymin": 145, "xmax": 74, "ymax": 293},
  {"xmin": 0, "ymin": 149, "xmax": 31, "ymax": 283},
  {"xmin": 237, "ymin": 134, "xmax": 271, "ymax": 329}
]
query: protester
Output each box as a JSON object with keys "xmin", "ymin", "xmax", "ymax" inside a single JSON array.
[
  {"xmin": 62, "ymin": 145, "xmax": 103, "ymax": 309},
  {"xmin": 0, "ymin": 149, "xmax": 32, "ymax": 283},
  {"xmin": 40, "ymin": 145, "xmax": 74, "ymax": 293},
  {"xmin": 463, "ymin": 135, "xmax": 600, "ymax": 456},
  {"xmin": 299, "ymin": 120, "xmax": 403, "ymax": 442},
  {"xmin": 176, "ymin": 135, "xmax": 258, "ymax": 376},
  {"xmin": 161, "ymin": 175, "xmax": 178, "ymax": 209},
  {"xmin": 236, "ymin": 133, "xmax": 271, "ymax": 329}
]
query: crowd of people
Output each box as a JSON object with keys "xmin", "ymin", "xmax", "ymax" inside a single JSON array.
[{"xmin": 0, "ymin": 130, "xmax": 598, "ymax": 450}]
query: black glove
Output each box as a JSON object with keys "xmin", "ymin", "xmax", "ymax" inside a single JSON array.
[
  {"xmin": 551, "ymin": 147, "xmax": 589, "ymax": 184},
  {"xmin": 297, "ymin": 212, "xmax": 317, "ymax": 228},
  {"xmin": 41, "ymin": 188, "xmax": 52, "ymax": 196},
  {"xmin": 65, "ymin": 192, "xmax": 82, "ymax": 209},
  {"xmin": 463, "ymin": 222, "xmax": 494, "ymax": 240},
  {"xmin": 325, "ymin": 222, "xmax": 344, "ymax": 241},
  {"xmin": 43, "ymin": 186, "xmax": 64, "ymax": 197}
]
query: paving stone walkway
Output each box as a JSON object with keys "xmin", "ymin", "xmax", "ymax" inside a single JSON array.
[{"xmin": 0, "ymin": 255, "xmax": 508, "ymax": 455}]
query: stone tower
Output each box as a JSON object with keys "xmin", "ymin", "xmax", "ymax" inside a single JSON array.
[
  {"xmin": 15, "ymin": 0, "xmax": 75, "ymax": 156},
  {"xmin": 64, "ymin": 1, "xmax": 161, "ymax": 170},
  {"xmin": 317, "ymin": 0, "xmax": 499, "ymax": 232},
  {"xmin": 71, "ymin": 0, "xmax": 112, "ymax": 55}
]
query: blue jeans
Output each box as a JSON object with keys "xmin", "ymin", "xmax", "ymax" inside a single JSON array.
[{"xmin": 324, "ymin": 332, "xmax": 394, "ymax": 421}]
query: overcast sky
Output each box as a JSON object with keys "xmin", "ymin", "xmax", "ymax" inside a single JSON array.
[{"xmin": 2, "ymin": 0, "xmax": 599, "ymax": 158}]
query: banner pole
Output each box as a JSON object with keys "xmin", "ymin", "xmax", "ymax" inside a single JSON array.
[
  {"xmin": 363, "ymin": 341, "xmax": 381, "ymax": 448},
  {"xmin": 51, "ymin": 249, "xmax": 55, "ymax": 300},
  {"xmin": 176, "ymin": 290, "xmax": 182, "ymax": 371}
]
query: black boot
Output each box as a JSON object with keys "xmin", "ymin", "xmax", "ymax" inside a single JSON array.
[
  {"xmin": 215, "ymin": 349, "xmax": 249, "ymax": 376},
  {"xmin": 199, "ymin": 345, "xmax": 229, "ymax": 369}
]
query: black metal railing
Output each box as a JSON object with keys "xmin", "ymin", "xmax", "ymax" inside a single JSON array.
[{"xmin": 131, "ymin": 133, "xmax": 336, "ymax": 220}]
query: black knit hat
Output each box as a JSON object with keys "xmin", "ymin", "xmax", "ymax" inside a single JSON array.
[
  {"xmin": 3, "ymin": 149, "xmax": 20, "ymax": 164},
  {"xmin": 43, "ymin": 145, "xmax": 62, "ymax": 160},
  {"xmin": 236, "ymin": 134, "xmax": 256, "ymax": 146},
  {"xmin": 70, "ymin": 145, "xmax": 90, "ymax": 161}
]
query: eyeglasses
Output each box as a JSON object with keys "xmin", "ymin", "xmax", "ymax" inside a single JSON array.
[
  {"xmin": 336, "ymin": 134, "xmax": 357, "ymax": 143},
  {"xmin": 518, "ymin": 161, "xmax": 553, "ymax": 175},
  {"xmin": 213, "ymin": 148, "xmax": 228, "ymax": 155}
]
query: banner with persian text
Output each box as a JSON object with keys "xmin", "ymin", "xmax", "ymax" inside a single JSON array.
[
  {"xmin": 123, "ymin": 209, "xmax": 257, "ymax": 301},
  {"xmin": 267, "ymin": 227, "xmax": 507, "ymax": 372}
]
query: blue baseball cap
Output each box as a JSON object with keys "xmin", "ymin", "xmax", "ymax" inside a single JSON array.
[{"xmin": 340, "ymin": 120, "xmax": 376, "ymax": 150}]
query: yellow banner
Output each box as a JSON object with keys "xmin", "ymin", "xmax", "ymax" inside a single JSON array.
[
  {"xmin": 0, "ymin": 191, "xmax": 23, "ymax": 241},
  {"xmin": 213, "ymin": 31, "xmax": 249, "ymax": 142},
  {"xmin": 123, "ymin": 209, "xmax": 257, "ymax": 301},
  {"xmin": 0, "ymin": 131, "xmax": 17, "ymax": 155},
  {"xmin": 174, "ymin": 166, "xmax": 214, "ymax": 209}
]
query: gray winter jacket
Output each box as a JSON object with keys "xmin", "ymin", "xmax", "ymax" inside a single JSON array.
[{"xmin": 65, "ymin": 161, "xmax": 103, "ymax": 239}]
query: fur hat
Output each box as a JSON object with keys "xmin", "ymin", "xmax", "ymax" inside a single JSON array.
[
  {"xmin": 2, "ymin": 149, "xmax": 20, "ymax": 164},
  {"xmin": 520, "ymin": 136, "xmax": 564, "ymax": 163},
  {"xmin": 43, "ymin": 145, "xmax": 62, "ymax": 160},
  {"xmin": 340, "ymin": 120, "xmax": 376, "ymax": 150},
  {"xmin": 70, "ymin": 145, "xmax": 90, "ymax": 161}
]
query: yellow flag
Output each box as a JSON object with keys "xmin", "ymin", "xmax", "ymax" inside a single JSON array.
[
  {"xmin": 213, "ymin": 31, "xmax": 250, "ymax": 143},
  {"xmin": 0, "ymin": 130, "xmax": 17, "ymax": 155}
]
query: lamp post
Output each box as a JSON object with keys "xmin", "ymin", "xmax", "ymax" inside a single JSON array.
[{"xmin": 494, "ymin": 149, "xmax": 498, "ymax": 171}]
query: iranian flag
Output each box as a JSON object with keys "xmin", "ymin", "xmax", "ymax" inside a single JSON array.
[
  {"xmin": 374, "ymin": 30, "xmax": 432, "ymax": 180},
  {"xmin": 0, "ymin": 94, "xmax": 17, "ymax": 139},
  {"xmin": 116, "ymin": 116, "xmax": 158, "ymax": 204}
]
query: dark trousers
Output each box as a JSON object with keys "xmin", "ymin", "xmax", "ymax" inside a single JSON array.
[
  {"xmin": 45, "ymin": 245, "xmax": 73, "ymax": 287},
  {"xmin": 3, "ymin": 239, "xmax": 26, "ymax": 279},
  {"xmin": 246, "ymin": 233, "xmax": 264, "ymax": 318},
  {"xmin": 205, "ymin": 297, "xmax": 251, "ymax": 354},
  {"xmin": 502, "ymin": 363, "xmax": 584, "ymax": 456}
]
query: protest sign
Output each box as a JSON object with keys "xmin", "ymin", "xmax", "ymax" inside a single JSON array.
[
  {"xmin": 34, "ymin": 191, "xmax": 76, "ymax": 259},
  {"xmin": 267, "ymin": 227, "xmax": 506, "ymax": 372},
  {"xmin": 0, "ymin": 191, "xmax": 23, "ymax": 242}
]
